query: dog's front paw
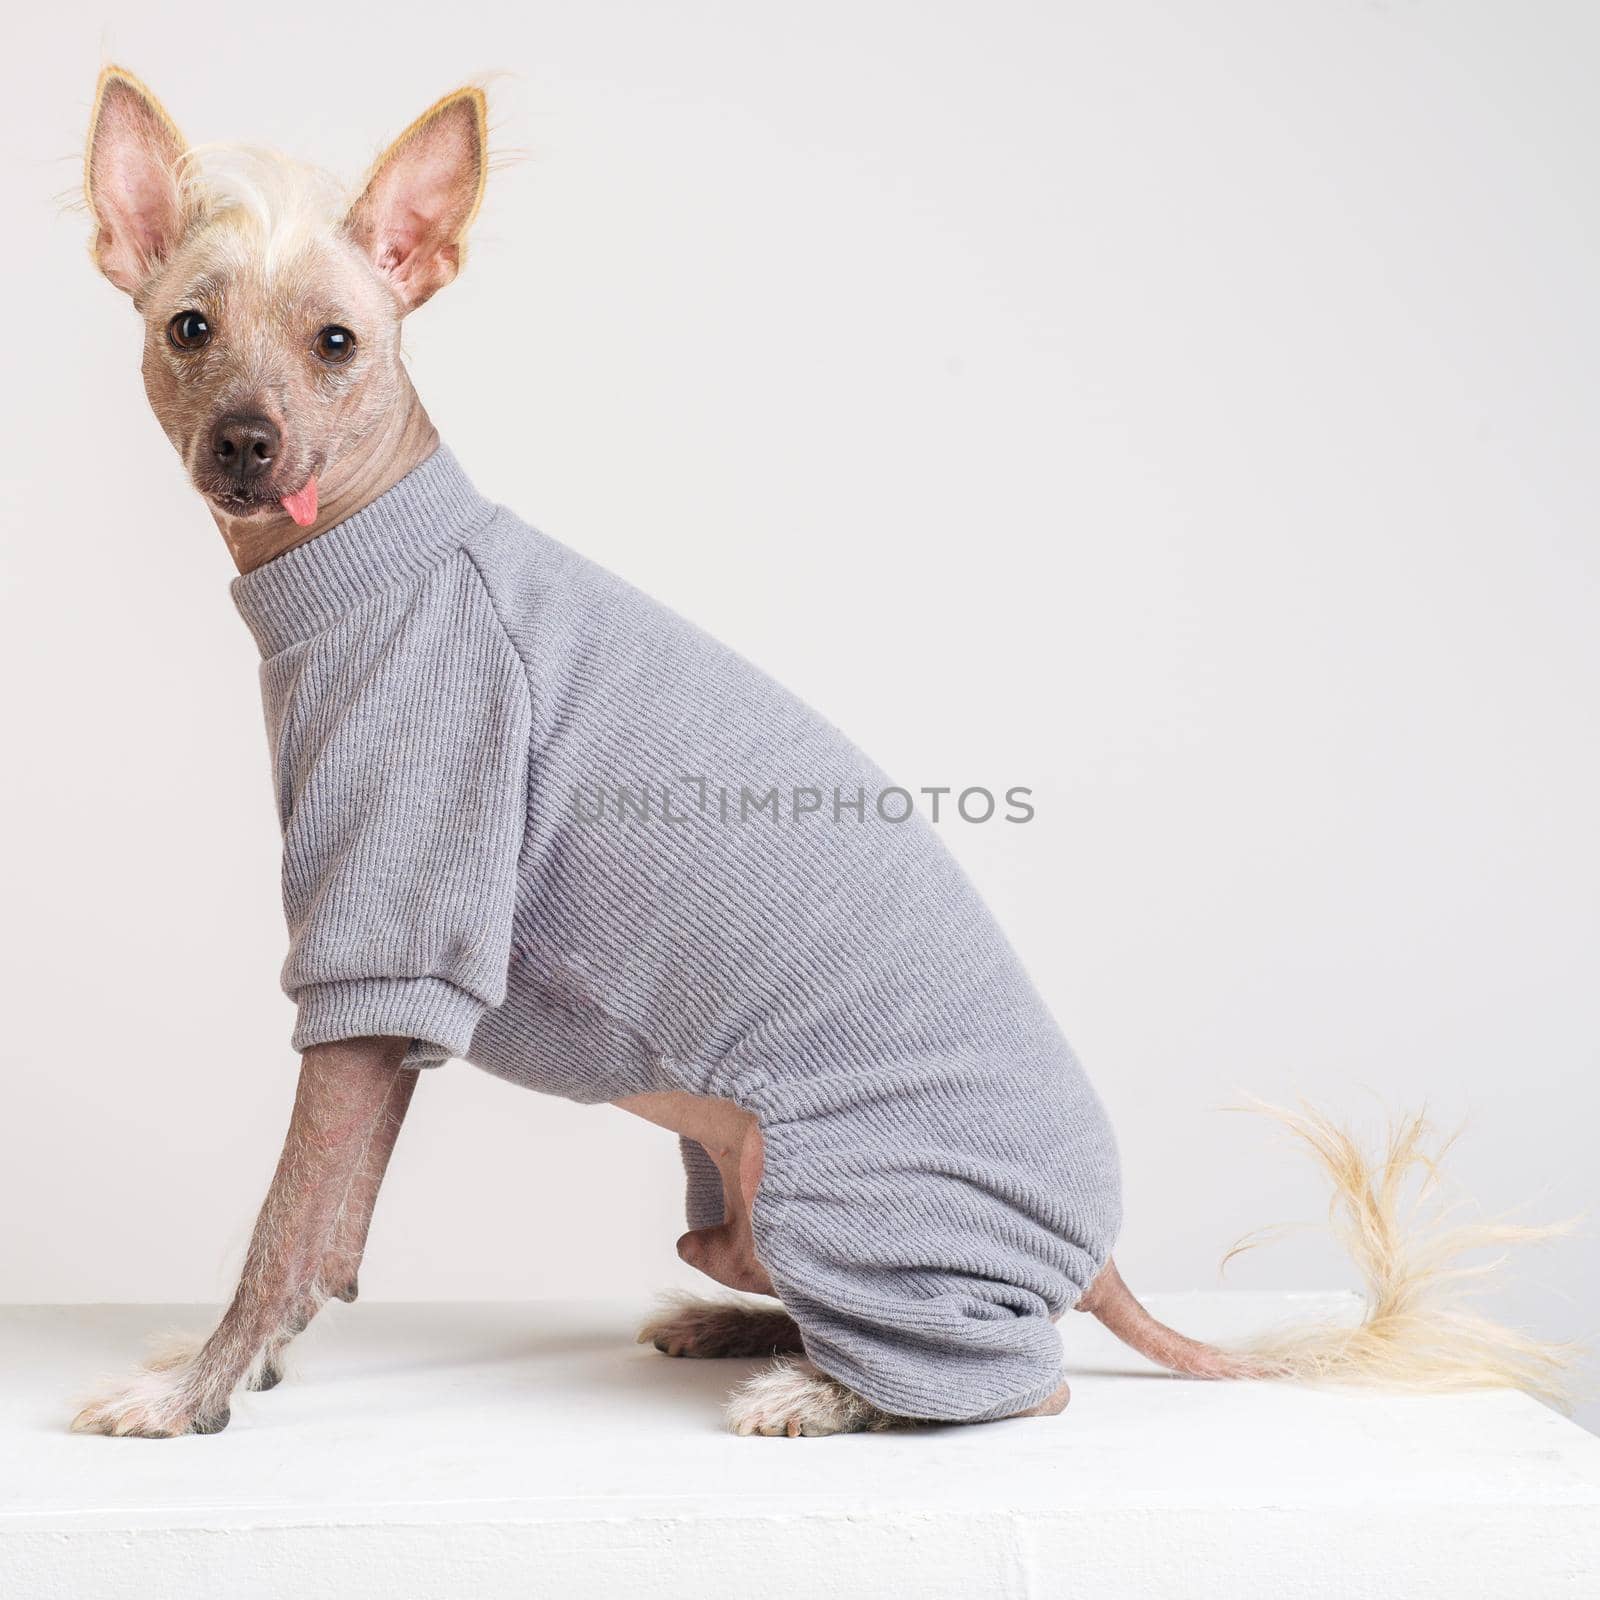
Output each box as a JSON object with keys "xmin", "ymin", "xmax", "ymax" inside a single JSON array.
[
  {"xmin": 244, "ymin": 1354, "xmax": 283, "ymax": 1392},
  {"xmin": 639, "ymin": 1294, "xmax": 804, "ymax": 1359},
  {"xmin": 71, "ymin": 1380, "xmax": 228, "ymax": 1438},
  {"xmin": 71, "ymin": 1338, "xmax": 228, "ymax": 1438},
  {"xmin": 725, "ymin": 1357, "xmax": 896, "ymax": 1437}
]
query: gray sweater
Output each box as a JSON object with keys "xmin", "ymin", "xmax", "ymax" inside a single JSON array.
[{"xmin": 231, "ymin": 446, "xmax": 1121, "ymax": 1422}]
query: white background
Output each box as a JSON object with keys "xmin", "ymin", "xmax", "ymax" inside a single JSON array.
[{"xmin": 2, "ymin": 1, "xmax": 1595, "ymax": 1433}]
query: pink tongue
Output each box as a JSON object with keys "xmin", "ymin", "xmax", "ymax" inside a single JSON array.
[{"xmin": 280, "ymin": 478, "xmax": 319, "ymax": 528}]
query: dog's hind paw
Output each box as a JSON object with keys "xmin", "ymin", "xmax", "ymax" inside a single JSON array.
[
  {"xmin": 725, "ymin": 1357, "xmax": 898, "ymax": 1437},
  {"xmin": 638, "ymin": 1294, "xmax": 804, "ymax": 1359}
]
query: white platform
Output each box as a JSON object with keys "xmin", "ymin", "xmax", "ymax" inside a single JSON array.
[{"xmin": 2, "ymin": 1294, "xmax": 1596, "ymax": 1599}]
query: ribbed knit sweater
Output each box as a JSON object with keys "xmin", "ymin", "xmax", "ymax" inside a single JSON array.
[{"xmin": 231, "ymin": 446, "xmax": 1122, "ymax": 1422}]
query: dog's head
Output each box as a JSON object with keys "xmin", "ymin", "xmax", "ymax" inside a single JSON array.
[{"xmin": 84, "ymin": 67, "xmax": 486, "ymax": 528}]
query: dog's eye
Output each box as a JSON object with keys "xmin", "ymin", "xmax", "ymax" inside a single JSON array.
[
  {"xmin": 167, "ymin": 311, "xmax": 211, "ymax": 351},
  {"xmin": 314, "ymin": 325, "xmax": 357, "ymax": 365}
]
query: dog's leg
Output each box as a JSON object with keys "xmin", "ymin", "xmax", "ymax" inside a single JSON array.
[
  {"xmin": 249, "ymin": 1063, "xmax": 420, "ymax": 1391},
  {"xmin": 638, "ymin": 1294, "xmax": 804, "ymax": 1359},
  {"xmin": 72, "ymin": 1038, "xmax": 406, "ymax": 1437}
]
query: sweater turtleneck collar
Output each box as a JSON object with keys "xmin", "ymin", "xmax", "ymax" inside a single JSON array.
[{"xmin": 230, "ymin": 445, "xmax": 496, "ymax": 655}]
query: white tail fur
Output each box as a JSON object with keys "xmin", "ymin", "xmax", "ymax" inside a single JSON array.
[
  {"xmin": 1213, "ymin": 1100, "xmax": 1582, "ymax": 1407},
  {"xmin": 1085, "ymin": 1101, "xmax": 1581, "ymax": 1407}
]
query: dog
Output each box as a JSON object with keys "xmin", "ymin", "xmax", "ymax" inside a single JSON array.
[{"xmin": 72, "ymin": 67, "xmax": 1571, "ymax": 1439}]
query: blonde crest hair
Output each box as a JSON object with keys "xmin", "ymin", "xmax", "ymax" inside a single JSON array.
[{"xmin": 170, "ymin": 144, "xmax": 350, "ymax": 274}]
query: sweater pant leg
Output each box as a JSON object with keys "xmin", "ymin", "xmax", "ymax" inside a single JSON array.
[
  {"xmin": 741, "ymin": 1049, "xmax": 1121, "ymax": 1423},
  {"xmin": 680, "ymin": 1135, "xmax": 727, "ymax": 1231}
]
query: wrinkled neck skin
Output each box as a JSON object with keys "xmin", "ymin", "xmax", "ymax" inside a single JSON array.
[{"xmin": 211, "ymin": 377, "xmax": 439, "ymax": 575}]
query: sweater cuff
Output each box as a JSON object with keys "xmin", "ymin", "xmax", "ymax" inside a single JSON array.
[{"xmin": 291, "ymin": 977, "xmax": 486, "ymax": 1066}]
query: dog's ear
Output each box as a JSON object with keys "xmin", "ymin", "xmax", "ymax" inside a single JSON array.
[
  {"xmin": 345, "ymin": 87, "xmax": 488, "ymax": 313},
  {"xmin": 84, "ymin": 67, "xmax": 190, "ymax": 295}
]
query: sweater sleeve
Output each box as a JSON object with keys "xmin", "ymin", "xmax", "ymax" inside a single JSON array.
[{"xmin": 271, "ymin": 563, "xmax": 531, "ymax": 1066}]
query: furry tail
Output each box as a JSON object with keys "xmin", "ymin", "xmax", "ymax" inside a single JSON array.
[{"xmin": 1085, "ymin": 1101, "xmax": 1582, "ymax": 1407}]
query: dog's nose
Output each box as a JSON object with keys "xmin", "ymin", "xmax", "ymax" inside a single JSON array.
[{"xmin": 211, "ymin": 413, "xmax": 281, "ymax": 484}]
